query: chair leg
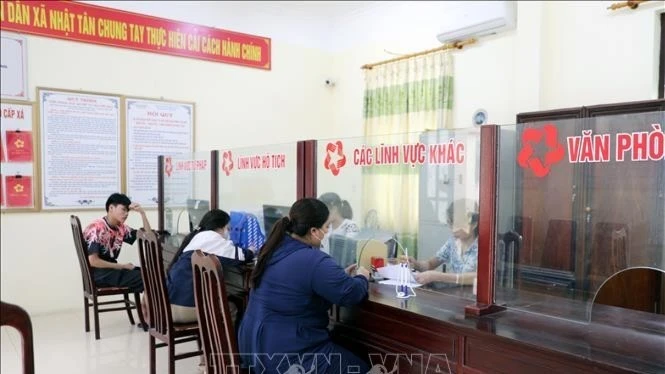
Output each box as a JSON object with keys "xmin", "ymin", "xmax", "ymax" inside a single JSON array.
[
  {"xmin": 124, "ymin": 293, "xmax": 135, "ymax": 325},
  {"xmin": 93, "ymin": 297, "xmax": 100, "ymax": 340},
  {"xmin": 83, "ymin": 297, "xmax": 90, "ymax": 333},
  {"xmin": 149, "ymin": 335, "xmax": 156, "ymax": 374},
  {"xmin": 134, "ymin": 292, "xmax": 147, "ymax": 330},
  {"xmin": 168, "ymin": 342, "xmax": 176, "ymax": 374}
]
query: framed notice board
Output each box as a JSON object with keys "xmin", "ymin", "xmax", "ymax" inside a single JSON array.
[
  {"xmin": 1, "ymin": 100, "xmax": 39, "ymax": 211},
  {"xmin": 125, "ymin": 97, "xmax": 194, "ymax": 207},
  {"xmin": 38, "ymin": 88, "xmax": 122, "ymax": 211}
]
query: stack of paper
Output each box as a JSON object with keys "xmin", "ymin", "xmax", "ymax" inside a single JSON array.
[{"xmin": 376, "ymin": 264, "xmax": 422, "ymax": 288}]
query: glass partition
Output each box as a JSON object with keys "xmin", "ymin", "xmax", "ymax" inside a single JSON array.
[
  {"xmin": 495, "ymin": 111, "xmax": 665, "ymax": 325},
  {"xmin": 162, "ymin": 151, "xmax": 212, "ymax": 247},
  {"xmin": 317, "ymin": 128, "xmax": 480, "ymax": 301},
  {"xmin": 217, "ymin": 142, "xmax": 299, "ymax": 239}
]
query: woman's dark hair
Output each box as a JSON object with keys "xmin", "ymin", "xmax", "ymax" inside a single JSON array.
[
  {"xmin": 446, "ymin": 200, "xmax": 480, "ymax": 238},
  {"xmin": 319, "ymin": 192, "xmax": 341, "ymax": 210},
  {"xmin": 251, "ymin": 198, "xmax": 329, "ymax": 288},
  {"xmin": 319, "ymin": 192, "xmax": 353, "ymax": 219},
  {"xmin": 340, "ymin": 200, "xmax": 353, "ymax": 219},
  {"xmin": 166, "ymin": 209, "xmax": 230, "ymax": 273}
]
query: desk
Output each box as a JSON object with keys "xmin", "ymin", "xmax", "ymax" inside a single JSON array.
[{"xmin": 330, "ymin": 283, "xmax": 665, "ymax": 373}]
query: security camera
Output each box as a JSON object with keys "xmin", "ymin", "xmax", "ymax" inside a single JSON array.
[{"xmin": 325, "ymin": 79, "xmax": 335, "ymax": 87}]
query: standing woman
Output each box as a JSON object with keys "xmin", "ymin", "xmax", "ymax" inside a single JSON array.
[{"xmin": 239, "ymin": 198, "xmax": 370, "ymax": 373}]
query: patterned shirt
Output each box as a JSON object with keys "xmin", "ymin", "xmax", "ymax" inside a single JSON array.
[
  {"xmin": 83, "ymin": 217, "xmax": 137, "ymax": 263},
  {"xmin": 435, "ymin": 237, "xmax": 478, "ymax": 273}
]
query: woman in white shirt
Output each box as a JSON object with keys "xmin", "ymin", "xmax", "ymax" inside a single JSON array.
[
  {"xmin": 166, "ymin": 209, "xmax": 254, "ymax": 324},
  {"xmin": 318, "ymin": 192, "xmax": 360, "ymax": 254}
]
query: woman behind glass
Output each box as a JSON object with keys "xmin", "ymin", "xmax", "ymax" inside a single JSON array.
[
  {"xmin": 406, "ymin": 199, "xmax": 479, "ymax": 287},
  {"xmin": 318, "ymin": 192, "xmax": 361, "ymax": 254}
]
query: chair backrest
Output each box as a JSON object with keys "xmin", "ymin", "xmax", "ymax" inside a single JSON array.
[
  {"xmin": 70, "ymin": 215, "xmax": 95, "ymax": 295},
  {"xmin": 1, "ymin": 301, "xmax": 35, "ymax": 374},
  {"xmin": 137, "ymin": 229, "xmax": 173, "ymax": 336},
  {"xmin": 192, "ymin": 250, "xmax": 241, "ymax": 374}
]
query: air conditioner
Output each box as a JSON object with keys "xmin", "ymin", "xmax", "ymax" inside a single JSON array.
[{"xmin": 436, "ymin": 1, "xmax": 517, "ymax": 44}]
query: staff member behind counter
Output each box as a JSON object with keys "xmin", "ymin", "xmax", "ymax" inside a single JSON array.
[
  {"xmin": 318, "ymin": 192, "xmax": 361, "ymax": 255},
  {"xmin": 403, "ymin": 199, "xmax": 479, "ymax": 287}
]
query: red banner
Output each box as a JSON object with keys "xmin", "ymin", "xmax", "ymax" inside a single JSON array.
[{"xmin": 0, "ymin": 0, "xmax": 271, "ymax": 70}]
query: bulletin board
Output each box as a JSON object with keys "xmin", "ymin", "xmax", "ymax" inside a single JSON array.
[
  {"xmin": 0, "ymin": 100, "xmax": 39, "ymax": 211},
  {"xmin": 125, "ymin": 97, "xmax": 195, "ymax": 207},
  {"xmin": 0, "ymin": 32, "xmax": 29, "ymax": 101},
  {"xmin": 38, "ymin": 88, "xmax": 123, "ymax": 211},
  {"xmin": 36, "ymin": 87, "xmax": 196, "ymax": 212}
]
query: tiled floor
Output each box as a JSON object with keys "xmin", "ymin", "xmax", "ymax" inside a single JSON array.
[{"xmin": 1, "ymin": 309, "xmax": 202, "ymax": 374}]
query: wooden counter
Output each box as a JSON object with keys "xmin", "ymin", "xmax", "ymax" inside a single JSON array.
[{"xmin": 330, "ymin": 283, "xmax": 665, "ymax": 374}]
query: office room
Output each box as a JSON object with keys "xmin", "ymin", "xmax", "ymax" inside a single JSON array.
[{"xmin": 1, "ymin": 1, "xmax": 664, "ymax": 373}]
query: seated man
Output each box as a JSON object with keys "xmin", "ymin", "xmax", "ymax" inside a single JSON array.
[{"xmin": 83, "ymin": 193, "xmax": 151, "ymax": 323}]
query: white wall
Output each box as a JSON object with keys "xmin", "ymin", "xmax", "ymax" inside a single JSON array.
[{"xmin": 541, "ymin": 1, "xmax": 662, "ymax": 109}]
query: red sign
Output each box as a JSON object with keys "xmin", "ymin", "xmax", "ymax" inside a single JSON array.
[
  {"xmin": 221, "ymin": 151, "xmax": 234, "ymax": 176},
  {"xmin": 0, "ymin": 0, "xmax": 271, "ymax": 70},
  {"xmin": 324, "ymin": 141, "xmax": 347, "ymax": 176},
  {"xmin": 5, "ymin": 175, "xmax": 32, "ymax": 208},
  {"xmin": 5, "ymin": 130, "xmax": 33, "ymax": 162},
  {"xmin": 517, "ymin": 124, "xmax": 565, "ymax": 178}
]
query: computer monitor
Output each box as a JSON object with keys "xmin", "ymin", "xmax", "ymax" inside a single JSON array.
[
  {"xmin": 329, "ymin": 234, "xmax": 358, "ymax": 269},
  {"xmin": 186, "ymin": 199, "xmax": 210, "ymax": 233},
  {"xmin": 262, "ymin": 204, "xmax": 290, "ymax": 236}
]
